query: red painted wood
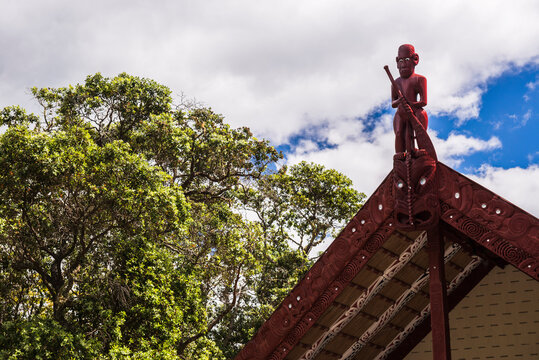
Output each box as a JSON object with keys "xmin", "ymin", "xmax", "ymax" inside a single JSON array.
[
  {"xmin": 427, "ymin": 227, "xmax": 451, "ymax": 360},
  {"xmin": 235, "ymin": 161, "xmax": 539, "ymax": 360},
  {"xmin": 437, "ymin": 163, "xmax": 539, "ymax": 280}
]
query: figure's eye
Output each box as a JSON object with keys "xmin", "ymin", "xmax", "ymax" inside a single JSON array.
[
  {"xmin": 405, "ymin": 57, "xmax": 410, "ymax": 61},
  {"xmin": 398, "ymin": 58, "xmax": 404, "ymax": 62}
]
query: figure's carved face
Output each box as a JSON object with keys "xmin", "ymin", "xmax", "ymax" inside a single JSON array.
[{"xmin": 396, "ymin": 46, "xmax": 418, "ymax": 79}]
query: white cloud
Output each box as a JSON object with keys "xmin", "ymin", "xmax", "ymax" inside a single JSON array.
[
  {"xmin": 528, "ymin": 151, "xmax": 539, "ymax": 163},
  {"xmin": 526, "ymin": 79, "xmax": 539, "ymax": 91},
  {"xmin": 467, "ymin": 165, "xmax": 539, "ymax": 217},
  {"xmin": 0, "ymin": 0, "xmax": 538, "ymax": 142},
  {"xmin": 286, "ymin": 120, "xmax": 395, "ymax": 196},
  {"xmin": 285, "ymin": 114, "xmax": 504, "ymax": 197},
  {"xmin": 522, "ymin": 109, "xmax": 532, "ymax": 126},
  {"xmin": 506, "ymin": 109, "xmax": 534, "ymax": 128},
  {"xmin": 432, "ymin": 131, "xmax": 502, "ymax": 167},
  {"xmin": 428, "ymin": 89, "xmax": 483, "ymax": 125}
]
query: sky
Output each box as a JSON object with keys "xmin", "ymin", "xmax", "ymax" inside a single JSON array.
[{"xmin": 1, "ymin": 0, "xmax": 538, "ymax": 217}]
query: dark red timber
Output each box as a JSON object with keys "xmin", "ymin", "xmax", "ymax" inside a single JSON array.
[{"xmin": 426, "ymin": 227, "xmax": 451, "ymax": 360}]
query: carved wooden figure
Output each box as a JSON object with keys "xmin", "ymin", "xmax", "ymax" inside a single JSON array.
[
  {"xmin": 390, "ymin": 44, "xmax": 428, "ymax": 154},
  {"xmin": 385, "ymin": 44, "xmax": 439, "ymax": 231},
  {"xmin": 386, "ymin": 44, "xmax": 450, "ymax": 359}
]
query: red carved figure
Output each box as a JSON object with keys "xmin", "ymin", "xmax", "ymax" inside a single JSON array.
[
  {"xmin": 384, "ymin": 45, "xmax": 438, "ymax": 230},
  {"xmin": 391, "ymin": 44, "xmax": 428, "ymax": 154}
]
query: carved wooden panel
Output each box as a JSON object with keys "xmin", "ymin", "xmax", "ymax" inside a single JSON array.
[
  {"xmin": 437, "ymin": 163, "xmax": 539, "ymax": 280},
  {"xmin": 299, "ymin": 232, "xmax": 428, "ymax": 360},
  {"xmin": 392, "ymin": 149, "xmax": 439, "ymax": 230}
]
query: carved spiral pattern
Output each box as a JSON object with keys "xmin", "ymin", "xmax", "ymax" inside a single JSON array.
[
  {"xmin": 479, "ymin": 232, "xmax": 499, "ymax": 247},
  {"xmin": 310, "ymin": 291, "xmax": 334, "ymax": 317},
  {"xmin": 490, "ymin": 199, "xmax": 514, "ymax": 218},
  {"xmin": 440, "ymin": 201, "xmax": 451, "ymax": 213},
  {"xmin": 494, "ymin": 241, "xmax": 527, "ymax": 264},
  {"xmin": 442, "ymin": 209, "xmax": 461, "ymax": 222},
  {"xmin": 442, "ymin": 201, "xmax": 538, "ymax": 282},
  {"xmin": 365, "ymin": 232, "xmax": 386, "ymax": 253},
  {"xmin": 267, "ymin": 309, "xmax": 292, "ymax": 338},
  {"xmin": 236, "ymin": 163, "xmax": 538, "ymax": 360},
  {"xmin": 519, "ymin": 259, "xmax": 539, "ymax": 278},
  {"xmin": 460, "ymin": 218, "xmax": 485, "ymax": 238},
  {"xmin": 340, "ymin": 260, "xmax": 361, "ymax": 283},
  {"xmin": 288, "ymin": 320, "xmax": 309, "ymax": 346},
  {"xmin": 508, "ymin": 213, "xmax": 530, "ymax": 238},
  {"xmin": 468, "ymin": 208, "xmax": 490, "ymax": 227},
  {"xmin": 331, "ymin": 238, "xmax": 352, "ymax": 261}
]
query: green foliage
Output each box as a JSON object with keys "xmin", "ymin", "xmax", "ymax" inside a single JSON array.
[
  {"xmin": 0, "ymin": 318, "xmax": 99, "ymax": 359},
  {"xmin": 0, "ymin": 73, "xmax": 365, "ymax": 359},
  {"xmin": 275, "ymin": 161, "xmax": 365, "ymax": 255}
]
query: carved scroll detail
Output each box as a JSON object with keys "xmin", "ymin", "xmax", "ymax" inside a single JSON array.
[
  {"xmin": 441, "ymin": 198, "xmax": 539, "ymax": 280},
  {"xmin": 340, "ymin": 243, "xmax": 461, "ymax": 360},
  {"xmin": 235, "ymin": 162, "xmax": 539, "ymax": 360},
  {"xmin": 300, "ymin": 232, "xmax": 428, "ymax": 360},
  {"xmin": 437, "ymin": 163, "xmax": 539, "ymax": 267}
]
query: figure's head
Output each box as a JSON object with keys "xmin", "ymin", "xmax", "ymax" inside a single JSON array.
[{"xmin": 396, "ymin": 44, "xmax": 419, "ymax": 78}]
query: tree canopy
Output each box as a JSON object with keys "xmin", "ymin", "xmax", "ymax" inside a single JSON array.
[{"xmin": 0, "ymin": 73, "xmax": 365, "ymax": 359}]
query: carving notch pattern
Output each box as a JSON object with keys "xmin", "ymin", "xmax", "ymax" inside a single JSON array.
[{"xmin": 299, "ymin": 232, "xmax": 428, "ymax": 360}]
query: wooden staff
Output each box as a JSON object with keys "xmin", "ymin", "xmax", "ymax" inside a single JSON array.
[{"xmin": 384, "ymin": 65, "xmax": 407, "ymax": 103}]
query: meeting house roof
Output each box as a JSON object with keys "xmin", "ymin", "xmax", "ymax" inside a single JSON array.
[{"xmin": 235, "ymin": 162, "xmax": 539, "ymax": 360}]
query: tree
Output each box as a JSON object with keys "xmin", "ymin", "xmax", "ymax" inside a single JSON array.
[
  {"xmin": 213, "ymin": 162, "xmax": 365, "ymax": 357},
  {"xmin": 0, "ymin": 73, "xmax": 365, "ymax": 359},
  {"xmin": 243, "ymin": 161, "xmax": 365, "ymax": 257}
]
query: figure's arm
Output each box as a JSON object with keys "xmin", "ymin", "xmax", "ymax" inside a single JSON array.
[{"xmin": 410, "ymin": 76, "xmax": 427, "ymax": 108}]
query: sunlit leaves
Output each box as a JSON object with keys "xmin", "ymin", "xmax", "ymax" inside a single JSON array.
[{"xmin": 0, "ymin": 73, "xmax": 363, "ymax": 359}]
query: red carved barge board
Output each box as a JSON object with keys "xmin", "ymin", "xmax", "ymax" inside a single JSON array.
[{"xmin": 235, "ymin": 162, "xmax": 538, "ymax": 360}]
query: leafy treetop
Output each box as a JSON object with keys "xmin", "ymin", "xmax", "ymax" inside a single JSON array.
[{"xmin": 0, "ymin": 73, "xmax": 365, "ymax": 359}]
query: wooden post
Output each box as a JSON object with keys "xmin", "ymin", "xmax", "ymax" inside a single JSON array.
[{"xmin": 427, "ymin": 226, "xmax": 451, "ymax": 360}]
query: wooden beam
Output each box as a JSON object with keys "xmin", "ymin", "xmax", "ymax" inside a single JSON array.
[
  {"xmin": 339, "ymin": 243, "xmax": 461, "ymax": 360},
  {"xmin": 299, "ymin": 231, "xmax": 428, "ymax": 360},
  {"xmin": 427, "ymin": 227, "xmax": 451, "ymax": 360},
  {"xmin": 374, "ymin": 255, "xmax": 485, "ymax": 360}
]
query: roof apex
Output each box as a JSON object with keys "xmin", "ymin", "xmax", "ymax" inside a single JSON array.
[{"xmin": 235, "ymin": 162, "xmax": 539, "ymax": 360}]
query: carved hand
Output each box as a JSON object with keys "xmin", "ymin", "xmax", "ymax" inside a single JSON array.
[{"xmin": 397, "ymin": 101, "xmax": 413, "ymax": 118}]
